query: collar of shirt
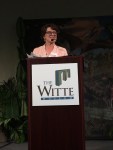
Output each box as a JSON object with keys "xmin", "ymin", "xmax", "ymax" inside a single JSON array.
[{"xmin": 43, "ymin": 44, "xmax": 58, "ymax": 57}]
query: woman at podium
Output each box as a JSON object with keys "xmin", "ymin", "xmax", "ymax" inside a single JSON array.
[{"xmin": 32, "ymin": 24, "xmax": 68, "ymax": 57}]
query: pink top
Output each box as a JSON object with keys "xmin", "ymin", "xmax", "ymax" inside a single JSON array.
[{"xmin": 33, "ymin": 44, "xmax": 68, "ymax": 57}]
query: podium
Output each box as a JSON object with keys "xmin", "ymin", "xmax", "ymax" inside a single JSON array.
[{"xmin": 27, "ymin": 56, "xmax": 85, "ymax": 150}]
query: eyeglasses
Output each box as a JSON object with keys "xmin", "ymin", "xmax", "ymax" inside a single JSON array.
[{"xmin": 46, "ymin": 31, "xmax": 57, "ymax": 35}]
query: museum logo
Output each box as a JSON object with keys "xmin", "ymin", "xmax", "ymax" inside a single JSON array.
[{"xmin": 55, "ymin": 69, "xmax": 70, "ymax": 86}]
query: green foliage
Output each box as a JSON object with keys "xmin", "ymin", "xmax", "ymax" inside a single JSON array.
[
  {"xmin": 0, "ymin": 77, "xmax": 28, "ymax": 143},
  {"xmin": 0, "ymin": 17, "xmax": 28, "ymax": 143},
  {"xmin": 0, "ymin": 116, "xmax": 28, "ymax": 143},
  {"xmin": 16, "ymin": 17, "xmax": 26, "ymax": 60},
  {"xmin": 16, "ymin": 61, "xmax": 28, "ymax": 116},
  {"xmin": 0, "ymin": 78, "xmax": 20, "ymax": 119},
  {"xmin": 109, "ymin": 127, "xmax": 113, "ymax": 138}
]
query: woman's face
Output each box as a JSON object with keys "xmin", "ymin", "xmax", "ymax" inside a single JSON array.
[{"xmin": 43, "ymin": 27, "xmax": 57, "ymax": 43}]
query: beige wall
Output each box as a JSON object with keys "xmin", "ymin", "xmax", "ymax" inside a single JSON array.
[{"xmin": 0, "ymin": 0, "xmax": 113, "ymax": 81}]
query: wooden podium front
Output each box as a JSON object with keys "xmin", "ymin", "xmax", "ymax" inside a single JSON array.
[{"xmin": 27, "ymin": 56, "xmax": 85, "ymax": 150}]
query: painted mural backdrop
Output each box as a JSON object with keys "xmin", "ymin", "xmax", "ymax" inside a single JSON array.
[
  {"xmin": 60, "ymin": 16, "xmax": 113, "ymax": 139},
  {"xmin": 17, "ymin": 16, "xmax": 113, "ymax": 139}
]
